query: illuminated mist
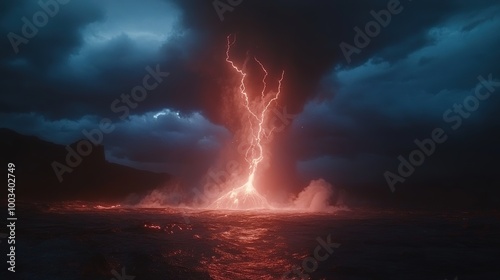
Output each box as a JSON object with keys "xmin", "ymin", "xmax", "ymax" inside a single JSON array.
[{"xmin": 291, "ymin": 179, "xmax": 337, "ymax": 212}]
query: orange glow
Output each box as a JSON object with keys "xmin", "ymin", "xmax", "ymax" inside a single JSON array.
[{"xmin": 210, "ymin": 35, "xmax": 285, "ymax": 210}]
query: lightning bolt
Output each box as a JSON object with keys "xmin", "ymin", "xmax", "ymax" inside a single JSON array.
[{"xmin": 210, "ymin": 35, "xmax": 285, "ymax": 210}]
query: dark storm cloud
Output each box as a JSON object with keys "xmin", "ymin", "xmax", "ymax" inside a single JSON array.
[
  {"xmin": 1, "ymin": 1, "xmax": 103, "ymax": 67},
  {"xmin": 0, "ymin": 0, "xmax": 202, "ymax": 119},
  {"xmin": 2, "ymin": 0, "xmax": 496, "ymax": 119},
  {"xmin": 169, "ymin": 0, "xmax": 499, "ymax": 123},
  {"xmin": 103, "ymin": 110, "xmax": 231, "ymax": 187},
  {"xmin": 292, "ymin": 5, "xmax": 500, "ymax": 196}
]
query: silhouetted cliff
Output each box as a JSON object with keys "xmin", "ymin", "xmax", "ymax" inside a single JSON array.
[{"xmin": 0, "ymin": 128, "xmax": 170, "ymax": 202}]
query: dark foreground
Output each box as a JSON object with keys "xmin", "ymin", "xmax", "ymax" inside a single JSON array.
[{"xmin": 3, "ymin": 204, "xmax": 499, "ymax": 280}]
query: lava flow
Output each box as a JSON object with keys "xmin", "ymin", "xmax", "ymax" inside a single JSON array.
[{"xmin": 209, "ymin": 35, "xmax": 285, "ymax": 210}]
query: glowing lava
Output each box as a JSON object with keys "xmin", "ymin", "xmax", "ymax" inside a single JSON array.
[{"xmin": 210, "ymin": 35, "xmax": 285, "ymax": 210}]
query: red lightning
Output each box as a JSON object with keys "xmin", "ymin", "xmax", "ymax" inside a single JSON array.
[{"xmin": 210, "ymin": 35, "xmax": 285, "ymax": 210}]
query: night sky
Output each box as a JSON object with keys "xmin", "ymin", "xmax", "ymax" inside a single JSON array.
[{"xmin": 1, "ymin": 0, "xmax": 500, "ymax": 208}]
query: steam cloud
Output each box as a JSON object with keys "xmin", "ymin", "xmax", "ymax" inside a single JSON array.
[{"xmin": 291, "ymin": 179, "xmax": 337, "ymax": 212}]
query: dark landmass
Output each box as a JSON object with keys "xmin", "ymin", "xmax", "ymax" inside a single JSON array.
[{"xmin": 0, "ymin": 128, "xmax": 170, "ymax": 203}]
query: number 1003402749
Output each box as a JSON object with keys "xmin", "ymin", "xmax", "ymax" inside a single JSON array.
[{"xmin": 7, "ymin": 163, "xmax": 15, "ymax": 216}]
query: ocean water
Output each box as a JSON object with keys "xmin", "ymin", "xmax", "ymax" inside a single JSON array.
[{"xmin": 8, "ymin": 204, "xmax": 500, "ymax": 280}]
